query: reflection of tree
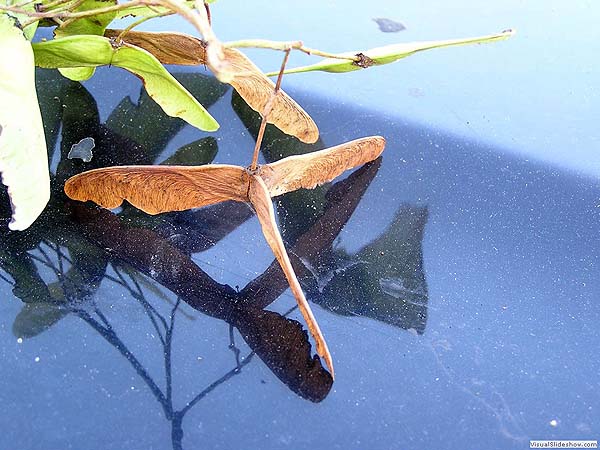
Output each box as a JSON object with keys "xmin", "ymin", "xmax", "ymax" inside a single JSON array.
[
  {"xmin": 6, "ymin": 238, "xmax": 259, "ymax": 450},
  {"xmin": 0, "ymin": 69, "xmax": 430, "ymax": 449}
]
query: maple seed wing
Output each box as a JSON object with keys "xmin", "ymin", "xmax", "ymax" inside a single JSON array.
[
  {"xmin": 260, "ymin": 136, "xmax": 386, "ymax": 197},
  {"xmin": 104, "ymin": 30, "xmax": 206, "ymax": 65},
  {"xmin": 64, "ymin": 165, "xmax": 249, "ymax": 214},
  {"xmin": 225, "ymin": 48, "xmax": 319, "ymax": 144},
  {"xmin": 248, "ymin": 174, "xmax": 335, "ymax": 378},
  {"xmin": 101, "ymin": 32, "xmax": 319, "ymax": 144}
]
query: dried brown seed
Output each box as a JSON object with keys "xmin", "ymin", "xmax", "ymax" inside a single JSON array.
[
  {"xmin": 259, "ymin": 136, "xmax": 386, "ymax": 197},
  {"xmin": 223, "ymin": 48, "xmax": 319, "ymax": 144},
  {"xmin": 64, "ymin": 165, "xmax": 249, "ymax": 214},
  {"xmin": 247, "ymin": 174, "xmax": 334, "ymax": 378},
  {"xmin": 63, "ymin": 135, "xmax": 387, "ymax": 379},
  {"xmin": 104, "ymin": 30, "xmax": 319, "ymax": 144},
  {"xmin": 104, "ymin": 29, "xmax": 207, "ymax": 65}
]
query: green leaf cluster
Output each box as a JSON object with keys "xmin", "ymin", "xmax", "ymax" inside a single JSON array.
[{"xmin": 33, "ymin": 35, "xmax": 218, "ymax": 130}]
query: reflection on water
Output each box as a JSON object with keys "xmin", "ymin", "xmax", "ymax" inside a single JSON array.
[
  {"xmin": 0, "ymin": 69, "xmax": 428, "ymax": 449},
  {"xmin": 312, "ymin": 205, "xmax": 428, "ymax": 333},
  {"xmin": 233, "ymin": 92, "xmax": 429, "ymax": 333}
]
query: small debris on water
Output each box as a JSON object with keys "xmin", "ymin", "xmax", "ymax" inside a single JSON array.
[
  {"xmin": 549, "ymin": 419, "xmax": 559, "ymax": 427},
  {"xmin": 17, "ymin": 337, "xmax": 23, "ymax": 344},
  {"xmin": 34, "ymin": 356, "xmax": 40, "ymax": 362},
  {"xmin": 68, "ymin": 137, "xmax": 95, "ymax": 162},
  {"xmin": 373, "ymin": 17, "xmax": 406, "ymax": 33}
]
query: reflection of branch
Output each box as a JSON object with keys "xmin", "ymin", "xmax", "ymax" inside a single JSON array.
[
  {"xmin": 75, "ymin": 308, "xmax": 170, "ymax": 412},
  {"xmin": 179, "ymin": 352, "xmax": 255, "ymax": 417},
  {"xmin": 114, "ymin": 265, "xmax": 168, "ymax": 344},
  {"xmin": 165, "ymin": 297, "xmax": 180, "ymax": 410},
  {"xmin": 67, "ymin": 273, "xmax": 257, "ymax": 450},
  {"xmin": 75, "ymin": 276, "xmax": 261, "ymax": 450},
  {"xmin": 72, "ymin": 203, "xmax": 334, "ymax": 399}
]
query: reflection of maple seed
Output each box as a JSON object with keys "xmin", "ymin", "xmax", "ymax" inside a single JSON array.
[{"xmin": 64, "ymin": 48, "xmax": 387, "ymax": 379}]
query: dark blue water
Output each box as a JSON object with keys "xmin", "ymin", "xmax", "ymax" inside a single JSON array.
[
  {"xmin": 0, "ymin": 63, "xmax": 598, "ymax": 449},
  {"xmin": 2, "ymin": 2, "xmax": 600, "ymax": 447}
]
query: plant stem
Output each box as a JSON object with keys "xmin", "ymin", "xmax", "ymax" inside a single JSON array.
[
  {"xmin": 149, "ymin": 0, "xmax": 213, "ymax": 42},
  {"xmin": 1, "ymin": 0, "xmax": 149, "ymax": 20},
  {"xmin": 37, "ymin": 0, "xmax": 75, "ymax": 12},
  {"xmin": 203, "ymin": 0, "xmax": 210, "ymax": 25},
  {"xmin": 225, "ymin": 39, "xmax": 359, "ymax": 62},
  {"xmin": 249, "ymin": 48, "xmax": 291, "ymax": 171},
  {"xmin": 149, "ymin": 0, "xmax": 223, "ymax": 70},
  {"xmin": 115, "ymin": 10, "xmax": 172, "ymax": 41},
  {"xmin": 14, "ymin": 0, "xmax": 37, "ymax": 7},
  {"xmin": 51, "ymin": 0, "xmax": 89, "ymax": 27}
]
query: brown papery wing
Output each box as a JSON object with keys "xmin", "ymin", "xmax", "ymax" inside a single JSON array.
[
  {"xmin": 102, "ymin": 31, "xmax": 319, "ymax": 144},
  {"xmin": 259, "ymin": 136, "xmax": 386, "ymax": 197},
  {"xmin": 248, "ymin": 174, "xmax": 334, "ymax": 378},
  {"xmin": 224, "ymin": 48, "xmax": 319, "ymax": 144},
  {"xmin": 104, "ymin": 30, "xmax": 207, "ymax": 65},
  {"xmin": 64, "ymin": 165, "xmax": 249, "ymax": 214}
]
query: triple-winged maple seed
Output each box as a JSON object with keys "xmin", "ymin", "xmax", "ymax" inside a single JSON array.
[{"xmin": 64, "ymin": 136, "xmax": 386, "ymax": 378}]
